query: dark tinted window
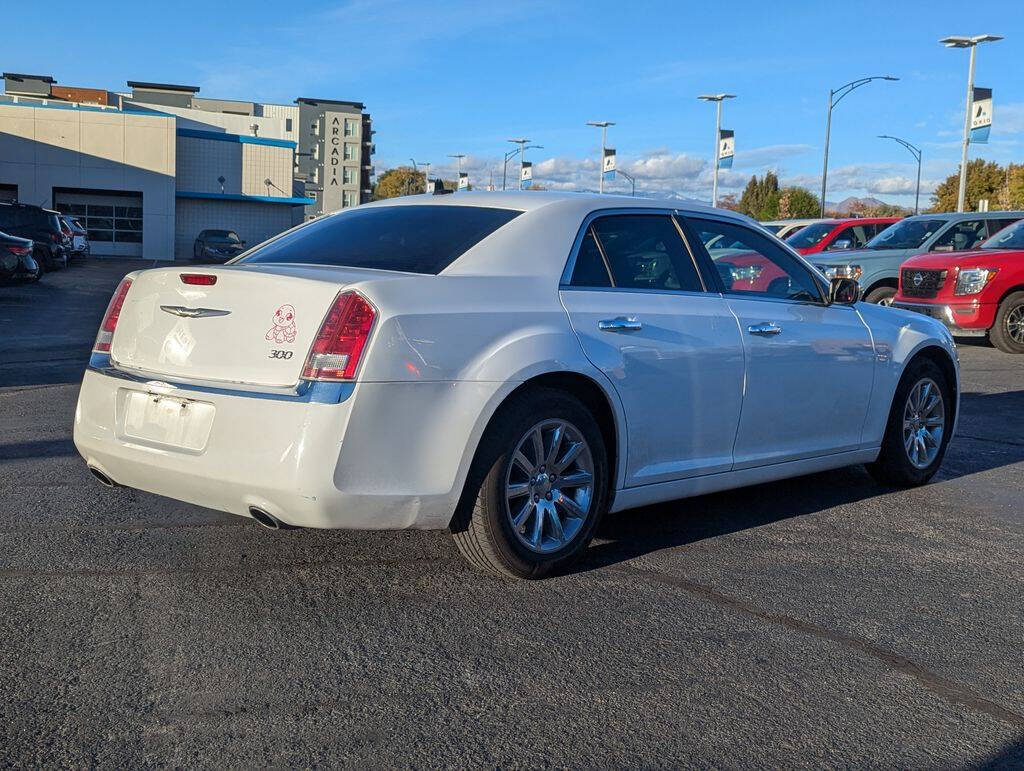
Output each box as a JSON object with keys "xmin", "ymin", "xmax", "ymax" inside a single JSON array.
[
  {"xmin": 786, "ymin": 223, "xmax": 834, "ymax": 248},
  {"xmin": 689, "ymin": 217, "xmax": 822, "ymax": 302},
  {"xmin": 585, "ymin": 215, "xmax": 703, "ymax": 292},
  {"xmin": 569, "ymin": 229, "xmax": 612, "ymax": 287},
  {"xmin": 240, "ymin": 205, "xmax": 522, "ymax": 274},
  {"xmin": 982, "ymin": 219, "xmax": 1024, "ymax": 250},
  {"xmin": 867, "ymin": 218, "xmax": 946, "ymax": 249}
]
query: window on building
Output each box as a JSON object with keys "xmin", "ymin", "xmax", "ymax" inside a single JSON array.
[
  {"xmin": 344, "ymin": 118, "xmax": 357, "ymax": 137},
  {"xmin": 308, "ymin": 191, "xmax": 318, "ymax": 201},
  {"xmin": 285, "ymin": 118, "xmax": 293, "ymax": 132},
  {"xmin": 344, "ymin": 143, "xmax": 355, "ymax": 161},
  {"xmin": 55, "ymin": 197, "xmax": 143, "ymax": 244},
  {"xmin": 311, "ymin": 120, "xmax": 320, "ymax": 136},
  {"xmin": 343, "ymin": 167, "xmax": 354, "ymax": 185},
  {"xmin": 343, "ymin": 191, "xmax": 355, "ymax": 208}
]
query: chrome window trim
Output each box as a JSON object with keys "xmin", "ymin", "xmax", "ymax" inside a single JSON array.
[{"xmin": 559, "ymin": 207, "xmax": 712, "ymax": 293}]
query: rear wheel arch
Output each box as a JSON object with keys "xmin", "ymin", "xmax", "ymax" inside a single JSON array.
[
  {"xmin": 863, "ymin": 277, "xmax": 898, "ymax": 301},
  {"xmin": 456, "ymin": 371, "xmax": 620, "ymax": 519}
]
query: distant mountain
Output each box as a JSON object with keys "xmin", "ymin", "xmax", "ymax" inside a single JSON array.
[{"xmin": 827, "ymin": 196, "xmax": 910, "ymax": 215}]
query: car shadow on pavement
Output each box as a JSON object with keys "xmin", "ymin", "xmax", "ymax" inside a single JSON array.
[{"xmin": 568, "ymin": 392, "xmax": 1024, "ymax": 576}]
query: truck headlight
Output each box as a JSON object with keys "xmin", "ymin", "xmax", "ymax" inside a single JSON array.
[
  {"xmin": 730, "ymin": 265, "xmax": 763, "ymax": 281},
  {"xmin": 819, "ymin": 264, "xmax": 862, "ymax": 281},
  {"xmin": 954, "ymin": 267, "xmax": 997, "ymax": 295}
]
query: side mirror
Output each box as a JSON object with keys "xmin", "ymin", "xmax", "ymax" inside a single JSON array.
[
  {"xmin": 829, "ymin": 239, "xmax": 853, "ymax": 251},
  {"xmin": 828, "ymin": 277, "xmax": 859, "ymax": 305}
]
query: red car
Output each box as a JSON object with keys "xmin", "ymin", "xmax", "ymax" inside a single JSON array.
[
  {"xmin": 892, "ymin": 218, "xmax": 1024, "ymax": 353},
  {"xmin": 785, "ymin": 217, "xmax": 901, "ymax": 255}
]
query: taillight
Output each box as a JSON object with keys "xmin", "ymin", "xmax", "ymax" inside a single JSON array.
[
  {"xmin": 49, "ymin": 232, "xmax": 60, "ymax": 242},
  {"xmin": 8, "ymin": 245, "xmax": 30, "ymax": 256},
  {"xmin": 301, "ymin": 292, "xmax": 376, "ymax": 381},
  {"xmin": 181, "ymin": 273, "xmax": 217, "ymax": 285},
  {"xmin": 93, "ymin": 278, "xmax": 133, "ymax": 353}
]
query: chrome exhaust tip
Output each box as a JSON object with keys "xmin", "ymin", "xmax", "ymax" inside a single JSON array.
[
  {"xmin": 248, "ymin": 506, "xmax": 289, "ymax": 530},
  {"xmin": 88, "ymin": 466, "xmax": 117, "ymax": 488}
]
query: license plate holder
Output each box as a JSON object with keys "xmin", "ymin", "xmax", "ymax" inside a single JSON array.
[{"xmin": 117, "ymin": 389, "xmax": 215, "ymax": 452}]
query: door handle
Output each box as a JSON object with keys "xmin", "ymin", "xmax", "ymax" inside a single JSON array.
[
  {"xmin": 598, "ymin": 316, "xmax": 642, "ymax": 332},
  {"xmin": 747, "ymin": 322, "xmax": 782, "ymax": 336}
]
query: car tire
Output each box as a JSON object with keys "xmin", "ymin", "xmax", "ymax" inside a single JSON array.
[
  {"xmin": 988, "ymin": 291, "xmax": 1024, "ymax": 354},
  {"xmin": 32, "ymin": 249, "xmax": 47, "ymax": 275},
  {"xmin": 865, "ymin": 285, "xmax": 897, "ymax": 305},
  {"xmin": 867, "ymin": 357, "xmax": 953, "ymax": 488},
  {"xmin": 29, "ymin": 260, "xmax": 43, "ymax": 282},
  {"xmin": 450, "ymin": 388, "xmax": 609, "ymax": 579}
]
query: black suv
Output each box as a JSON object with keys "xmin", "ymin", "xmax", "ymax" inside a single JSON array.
[{"xmin": 0, "ymin": 202, "xmax": 67, "ymax": 271}]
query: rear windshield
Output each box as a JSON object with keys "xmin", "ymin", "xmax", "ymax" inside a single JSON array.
[{"xmin": 239, "ymin": 205, "xmax": 523, "ymax": 274}]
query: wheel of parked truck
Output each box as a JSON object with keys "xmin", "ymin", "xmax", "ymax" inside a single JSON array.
[
  {"xmin": 989, "ymin": 291, "xmax": 1024, "ymax": 354},
  {"xmin": 451, "ymin": 388, "xmax": 608, "ymax": 579},
  {"xmin": 865, "ymin": 285, "xmax": 897, "ymax": 305},
  {"xmin": 867, "ymin": 357, "xmax": 953, "ymax": 488}
]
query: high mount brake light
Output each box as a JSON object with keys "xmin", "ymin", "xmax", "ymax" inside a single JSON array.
[
  {"xmin": 181, "ymin": 273, "xmax": 217, "ymax": 285},
  {"xmin": 301, "ymin": 292, "xmax": 376, "ymax": 381},
  {"xmin": 93, "ymin": 277, "xmax": 133, "ymax": 353}
]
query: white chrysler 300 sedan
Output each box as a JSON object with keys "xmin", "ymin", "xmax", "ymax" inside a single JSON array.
[{"xmin": 74, "ymin": 192, "xmax": 959, "ymax": 578}]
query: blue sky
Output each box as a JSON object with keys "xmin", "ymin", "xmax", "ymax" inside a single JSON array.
[{"xmin": 6, "ymin": 0, "xmax": 1024, "ymax": 204}]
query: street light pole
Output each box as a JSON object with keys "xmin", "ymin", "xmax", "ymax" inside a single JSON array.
[
  {"xmin": 614, "ymin": 169, "xmax": 637, "ymax": 197},
  {"xmin": 586, "ymin": 121, "xmax": 615, "ymax": 193},
  {"xmin": 697, "ymin": 94, "xmax": 735, "ymax": 208},
  {"xmin": 506, "ymin": 138, "xmax": 530, "ymax": 190},
  {"xmin": 878, "ymin": 135, "xmax": 923, "ymax": 215},
  {"xmin": 941, "ymin": 35, "xmax": 1003, "ymax": 212},
  {"xmin": 448, "ymin": 153, "xmax": 465, "ymax": 190},
  {"xmin": 819, "ymin": 75, "xmax": 899, "ymax": 217},
  {"xmin": 409, "ymin": 158, "xmax": 430, "ymax": 193}
]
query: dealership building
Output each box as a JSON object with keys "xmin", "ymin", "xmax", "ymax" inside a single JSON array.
[{"xmin": 0, "ymin": 72, "xmax": 374, "ymax": 260}]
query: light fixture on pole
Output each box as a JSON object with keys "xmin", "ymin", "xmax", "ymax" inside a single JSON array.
[
  {"xmin": 449, "ymin": 153, "xmax": 467, "ymax": 191},
  {"xmin": 940, "ymin": 34, "xmax": 1003, "ymax": 212},
  {"xmin": 877, "ymin": 135, "xmax": 923, "ymax": 215},
  {"xmin": 507, "ymin": 138, "xmax": 530, "ymax": 191},
  {"xmin": 697, "ymin": 94, "xmax": 735, "ymax": 208},
  {"xmin": 586, "ymin": 121, "xmax": 615, "ymax": 193},
  {"xmin": 819, "ymin": 75, "xmax": 899, "ymax": 216}
]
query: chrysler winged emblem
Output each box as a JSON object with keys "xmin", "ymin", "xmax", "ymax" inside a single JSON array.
[{"xmin": 160, "ymin": 305, "xmax": 231, "ymax": 318}]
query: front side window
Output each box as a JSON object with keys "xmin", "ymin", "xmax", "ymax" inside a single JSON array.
[
  {"xmin": 835, "ymin": 224, "xmax": 871, "ymax": 249},
  {"xmin": 570, "ymin": 214, "xmax": 703, "ymax": 292},
  {"xmin": 689, "ymin": 217, "xmax": 822, "ymax": 303},
  {"xmin": 931, "ymin": 220, "xmax": 988, "ymax": 252},
  {"xmin": 239, "ymin": 205, "xmax": 522, "ymax": 274},
  {"xmin": 867, "ymin": 218, "xmax": 947, "ymax": 250}
]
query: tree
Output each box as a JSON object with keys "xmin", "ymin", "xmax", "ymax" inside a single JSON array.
[
  {"xmin": 1004, "ymin": 164, "xmax": 1024, "ymax": 210},
  {"xmin": 777, "ymin": 187, "xmax": 821, "ymax": 219},
  {"xmin": 373, "ymin": 167, "xmax": 426, "ymax": 200},
  {"xmin": 930, "ymin": 159, "xmax": 1005, "ymax": 212},
  {"xmin": 738, "ymin": 172, "xmax": 780, "ymax": 221}
]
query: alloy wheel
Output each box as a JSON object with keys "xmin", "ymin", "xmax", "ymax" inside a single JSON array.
[
  {"xmin": 902, "ymin": 378, "xmax": 945, "ymax": 469},
  {"xmin": 1005, "ymin": 304, "xmax": 1024, "ymax": 345},
  {"xmin": 504, "ymin": 419, "xmax": 595, "ymax": 554}
]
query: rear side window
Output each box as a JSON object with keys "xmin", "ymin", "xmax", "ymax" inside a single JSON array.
[
  {"xmin": 570, "ymin": 214, "xmax": 703, "ymax": 292},
  {"xmin": 240, "ymin": 205, "xmax": 522, "ymax": 274}
]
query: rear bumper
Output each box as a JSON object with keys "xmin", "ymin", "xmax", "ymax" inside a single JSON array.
[
  {"xmin": 891, "ymin": 300, "xmax": 995, "ymax": 337},
  {"xmin": 73, "ymin": 358, "xmax": 483, "ymax": 530}
]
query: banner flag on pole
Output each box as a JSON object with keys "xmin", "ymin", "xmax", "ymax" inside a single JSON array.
[
  {"xmin": 718, "ymin": 129, "xmax": 735, "ymax": 169},
  {"xmin": 602, "ymin": 147, "xmax": 616, "ymax": 181},
  {"xmin": 970, "ymin": 87, "xmax": 992, "ymax": 144},
  {"xmin": 457, "ymin": 172, "xmax": 469, "ymax": 190},
  {"xmin": 520, "ymin": 162, "xmax": 533, "ymax": 190}
]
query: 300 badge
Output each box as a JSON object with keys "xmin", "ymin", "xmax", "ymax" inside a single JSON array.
[{"xmin": 269, "ymin": 349, "xmax": 294, "ymax": 360}]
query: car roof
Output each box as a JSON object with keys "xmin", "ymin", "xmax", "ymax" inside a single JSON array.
[
  {"xmin": 907, "ymin": 210, "xmax": 1024, "ymax": 221},
  {"xmin": 762, "ymin": 218, "xmax": 824, "ymax": 226}
]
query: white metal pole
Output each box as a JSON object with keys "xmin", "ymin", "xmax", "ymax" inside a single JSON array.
[
  {"xmin": 599, "ymin": 125, "xmax": 606, "ymax": 194},
  {"xmin": 712, "ymin": 99, "xmax": 722, "ymax": 207},
  {"xmin": 957, "ymin": 44, "xmax": 977, "ymax": 213}
]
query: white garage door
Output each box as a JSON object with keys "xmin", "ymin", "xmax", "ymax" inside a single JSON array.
[{"xmin": 53, "ymin": 190, "xmax": 143, "ymax": 258}]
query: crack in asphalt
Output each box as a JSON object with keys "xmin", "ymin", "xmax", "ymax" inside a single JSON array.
[
  {"xmin": 618, "ymin": 565, "xmax": 1024, "ymax": 730},
  {"xmin": 956, "ymin": 433, "xmax": 1024, "ymax": 449}
]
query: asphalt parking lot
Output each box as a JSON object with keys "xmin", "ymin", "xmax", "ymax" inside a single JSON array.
[{"xmin": 2, "ymin": 260, "xmax": 1023, "ymax": 768}]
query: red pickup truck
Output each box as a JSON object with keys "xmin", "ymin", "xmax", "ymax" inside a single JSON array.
[{"xmin": 892, "ymin": 219, "xmax": 1024, "ymax": 353}]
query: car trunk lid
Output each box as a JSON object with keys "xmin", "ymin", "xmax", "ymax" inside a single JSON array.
[{"xmin": 109, "ymin": 265, "xmax": 389, "ymax": 387}]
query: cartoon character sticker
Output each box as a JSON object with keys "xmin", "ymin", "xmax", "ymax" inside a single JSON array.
[{"xmin": 266, "ymin": 304, "xmax": 297, "ymax": 344}]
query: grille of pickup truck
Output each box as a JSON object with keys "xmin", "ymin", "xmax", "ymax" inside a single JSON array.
[{"xmin": 900, "ymin": 268, "xmax": 947, "ymax": 298}]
